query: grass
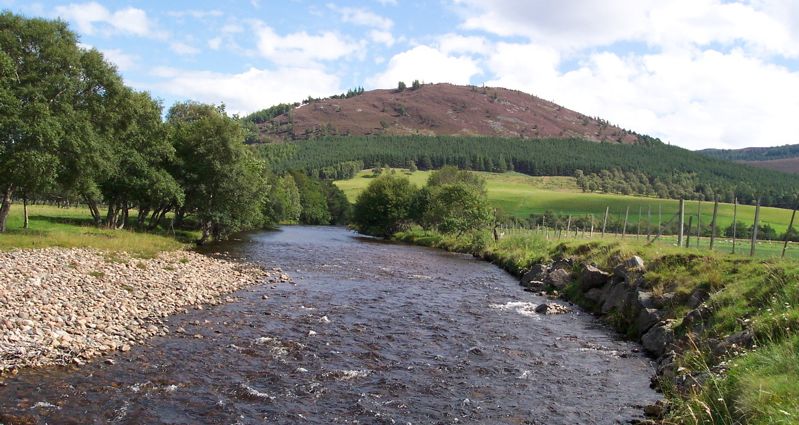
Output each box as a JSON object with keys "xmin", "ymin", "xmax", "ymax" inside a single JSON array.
[
  {"xmin": 0, "ymin": 204, "xmax": 192, "ymax": 257},
  {"xmin": 335, "ymin": 169, "xmax": 797, "ymax": 234},
  {"xmin": 394, "ymin": 227, "xmax": 799, "ymax": 424}
]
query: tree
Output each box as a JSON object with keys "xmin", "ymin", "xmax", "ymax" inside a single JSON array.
[
  {"xmin": 397, "ymin": 81, "xmax": 407, "ymax": 92},
  {"xmin": 167, "ymin": 102, "xmax": 268, "ymax": 243},
  {"xmin": 265, "ymin": 174, "xmax": 302, "ymax": 224},
  {"xmin": 0, "ymin": 13, "xmax": 90, "ymax": 232},
  {"xmin": 290, "ymin": 171, "xmax": 331, "ymax": 225},
  {"xmin": 323, "ymin": 181, "xmax": 351, "ymax": 225},
  {"xmin": 411, "ymin": 79, "xmax": 421, "ymax": 90},
  {"xmin": 352, "ymin": 174, "xmax": 417, "ymax": 237},
  {"xmin": 421, "ymin": 182, "xmax": 493, "ymax": 235},
  {"xmin": 426, "ymin": 166, "xmax": 487, "ymax": 194}
]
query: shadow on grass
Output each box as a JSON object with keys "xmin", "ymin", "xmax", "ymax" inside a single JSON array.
[{"xmin": 29, "ymin": 214, "xmax": 97, "ymax": 227}]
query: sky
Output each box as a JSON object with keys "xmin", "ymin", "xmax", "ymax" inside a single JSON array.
[{"xmin": 5, "ymin": 0, "xmax": 799, "ymax": 150}]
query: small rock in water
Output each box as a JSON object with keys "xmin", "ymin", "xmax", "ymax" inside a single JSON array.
[
  {"xmin": 308, "ymin": 330, "xmax": 317, "ymax": 336},
  {"xmin": 319, "ymin": 315, "xmax": 331, "ymax": 324},
  {"xmin": 104, "ymin": 358, "xmax": 115, "ymax": 365}
]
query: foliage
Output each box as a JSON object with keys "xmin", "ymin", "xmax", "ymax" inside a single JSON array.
[
  {"xmin": 700, "ymin": 144, "xmax": 799, "ymax": 162},
  {"xmin": 265, "ymin": 174, "xmax": 302, "ymax": 224},
  {"xmin": 290, "ymin": 171, "xmax": 332, "ymax": 225},
  {"xmin": 256, "ymin": 135, "xmax": 799, "ymax": 208},
  {"xmin": 167, "ymin": 102, "xmax": 268, "ymax": 243},
  {"xmin": 352, "ymin": 174, "xmax": 418, "ymax": 237},
  {"xmin": 421, "ymin": 183, "xmax": 493, "ymax": 235}
]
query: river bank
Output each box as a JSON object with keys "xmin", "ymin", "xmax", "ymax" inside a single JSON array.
[
  {"xmin": 394, "ymin": 228, "xmax": 799, "ymax": 424},
  {"xmin": 0, "ymin": 248, "xmax": 290, "ymax": 374}
]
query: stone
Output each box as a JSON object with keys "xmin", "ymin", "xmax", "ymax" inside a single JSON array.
[
  {"xmin": 520, "ymin": 264, "xmax": 549, "ymax": 286},
  {"xmin": 635, "ymin": 308, "xmax": 661, "ymax": 336},
  {"xmin": 544, "ymin": 268, "xmax": 571, "ymax": 290},
  {"xmin": 613, "ymin": 255, "xmax": 646, "ymax": 281},
  {"xmin": 584, "ymin": 288, "xmax": 604, "ymax": 304},
  {"xmin": 641, "ymin": 320, "xmax": 675, "ymax": 358},
  {"xmin": 578, "ymin": 263, "xmax": 611, "ymax": 291}
]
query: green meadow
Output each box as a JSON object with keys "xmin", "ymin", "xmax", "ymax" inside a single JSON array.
[
  {"xmin": 335, "ymin": 169, "xmax": 797, "ymax": 234},
  {"xmin": 0, "ymin": 204, "xmax": 191, "ymax": 257}
]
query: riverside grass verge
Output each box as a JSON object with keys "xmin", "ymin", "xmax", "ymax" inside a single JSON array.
[
  {"xmin": 394, "ymin": 228, "xmax": 799, "ymax": 425},
  {"xmin": 0, "ymin": 204, "xmax": 199, "ymax": 257}
]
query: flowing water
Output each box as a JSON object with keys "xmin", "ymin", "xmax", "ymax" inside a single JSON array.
[{"xmin": 0, "ymin": 226, "xmax": 660, "ymax": 424}]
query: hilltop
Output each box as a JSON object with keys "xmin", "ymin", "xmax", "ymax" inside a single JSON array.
[
  {"xmin": 252, "ymin": 83, "xmax": 646, "ymax": 143},
  {"xmin": 699, "ymin": 144, "xmax": 799, "ymax": 174}
]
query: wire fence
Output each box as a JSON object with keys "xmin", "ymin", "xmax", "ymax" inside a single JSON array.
[{"xmin": 495, "ymin": 197, "xmax": 799, "ymax": 260}]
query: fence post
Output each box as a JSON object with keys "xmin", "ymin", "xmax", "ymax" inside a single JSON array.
[
  {"xmin": 751, "ymin": 197, "xmax": 761, "ymax": 257},
  {"xmin": 678, "ymin": 199, "xmax": 685, "ymax": 247},
  {"xmin": 602, "ymin": 206, "xmax": 609, "ymax": 238},
  {"xmin": 637, "ymin": 206, "xmax": 643, "ymax": 239},
  {"xmin": 782, "ymin": 200, "xmax": 798, "ymax": 258},
  {"xmin": 622, "ymin": 206, "xmax": 629, "ymax": 238},
  {"xmin": 732, "ymin": 197, "xmax": 738, "ymax": 254},
  {"xmin": 566, "ymin": 215, "xmax": 572, "ymax": 233},
  {"xmin": 686, "ymin": 215, "xmax": 693, "ymax": 248},
  {"xmin": 696, "ymin": 199, "xmax": 702, "ymax": 248},
  {"xmin": 709, "ymin": 197, "xmax": 719, "ymax": 251},
  {"xmin": 590, "ymin": 214, "xmax": 594, "ymax": 238},
  {"xmin": 647, "ymin": 205, "xmax": 652, "ymax": 241}
]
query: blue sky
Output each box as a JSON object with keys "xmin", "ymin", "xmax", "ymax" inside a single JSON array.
[{"xmin": 5, "ymin": 0, "xmax": 799, "ymax": 150}]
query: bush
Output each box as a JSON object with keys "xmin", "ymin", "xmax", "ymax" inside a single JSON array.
[{"xmin": 352, "ymin": 174, "xmax": 417, "ymax": 237}]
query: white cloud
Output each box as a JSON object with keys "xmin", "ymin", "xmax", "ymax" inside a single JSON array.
[
  {"xmin": 166, "ymin": 9, "xmax": 223, "ymax": 19},
  {"xmin": 438, "ymin": 34, "xmax": 491, "ymax": 55},
  {"xmin": 376, "ymin": 0, "xmax": 397, "ymax": 5},
  {"xmin": 208, "ymin": 37, "xmax": 222, "ymax": 50},
  {"xmin": 453, "ymin": 0, "xmax": 799, "ymax": 56},
  {"xmin": 170, "ymin": 41, "xmax": 201, "ymax": 56},
  {"xmin": 149, "ymin": 66, "xmax": 342, "ymax": 114},
  {"xmin": 368, "ymin": 45, "xmax": 482, "ymax": 89},
  {"xmin": 483, "ymin": 44, "xmax": 799, "ymax": 149},
  {"xmin": 369, "ymin": 30, "xmax": 395, "ymax": 46},
  {"xmin": 253, "ymin": 22, "xmax": 361, "ymax": 64},
  {"xmin": 100, "ymin": 48, "xmax": 137, "ymax": 71},
  {"xmin": 328, "ymin": 5, "xmax": 394, "ymax": 30},
  {"xmin": 54, "ymin": 2, "xmax": 164, "ymax": 38}
]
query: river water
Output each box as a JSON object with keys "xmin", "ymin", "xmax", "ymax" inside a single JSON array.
[{"xmin": 0, "ymin": 226, "xmax": 659, "ymax": 424}]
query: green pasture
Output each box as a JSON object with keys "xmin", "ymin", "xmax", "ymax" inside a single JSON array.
[
  {"xmin": 0, "ymin": 204, "xmax": 191, "ymax": 257},
  {"xmin": 335, "ymin": 170, "xmax": 797, "ymax": 234}
]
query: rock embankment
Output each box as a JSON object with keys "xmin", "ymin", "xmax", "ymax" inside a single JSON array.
[{"xmin": 0, "ymin": 248, "xmax": 289, "ymax": 374}]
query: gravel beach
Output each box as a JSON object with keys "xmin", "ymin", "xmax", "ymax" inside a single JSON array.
[{"xmin": 0, "ymin": 248, "xmax": 287, "ymax": 374}]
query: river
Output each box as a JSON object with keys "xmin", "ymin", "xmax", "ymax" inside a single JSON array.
[{"xmin": 0, "ymin": 226, "xmax": 660, "ymax": 424}]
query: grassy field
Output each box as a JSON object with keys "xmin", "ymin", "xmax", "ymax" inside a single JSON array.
[
  {"xmin": 0, "ymin": 204, "xmax": 190, "ymax": 257},
  {"xmin": 335, "ymin": 169, "xmax": 797, "ymax": 234}
]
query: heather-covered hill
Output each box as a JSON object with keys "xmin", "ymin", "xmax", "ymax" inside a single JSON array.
[{"xmin": 253, "ymin": 83, "xmax": 647, "ymax": 143}]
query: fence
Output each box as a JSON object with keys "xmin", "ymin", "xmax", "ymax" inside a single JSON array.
[{"xmin": 495, "ymin": 197, "xmax": 799, "ymax": 260}]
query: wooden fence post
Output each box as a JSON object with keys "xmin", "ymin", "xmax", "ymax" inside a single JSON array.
[
  {"xmin": 678, "ymin": 199, "xmax": 685, "ymax": 247},
  {"xmin": 782, "ymin": 202, "xmax": 797, "ymax": 258},
  {"xmin": 732, "ymin": 197, "xmax": 738, "ymax": 254},
  {"xmin": 602, "ymin": 206, "xmax": 609, "ymax": 238},
  {"xmin": 622, "ymin": 206, "xmax": 629, "ymax": 238},
  {"xmin": 637, "ymin": 206, "xmax": 642, "ymax": 239},
  {"xmin": 686, "ymin": 215, "xmax": 693, "ymax": 248},
  {"xmin": 709, "ymin": 197, "xmax": 719, "ymax": 251},
  {"xmin": 647, "ymin": 205, "xmax": 652, "ymax": 241},
  {"xmin": 696, "ymin": 199, "xmax": 702, "ymax": 248},
  {"xmin": 590, "ymin": 214, "xmax": 594, "ymax": 238},
  {"xmin": 751, "ymin": 197, "xmax": 761, "ymax": 257},
  {"xmin": 566, "ymin": 215, "xmax": 572, "ymax": 233}
]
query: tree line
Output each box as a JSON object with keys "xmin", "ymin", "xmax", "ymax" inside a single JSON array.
[
  {"xmin": 256, "ymin": 135, "xmax": 799, "ymax": 208},
  {"xmin": 0, "ymin": 12, "xmax": 347, "ymax": 241}
]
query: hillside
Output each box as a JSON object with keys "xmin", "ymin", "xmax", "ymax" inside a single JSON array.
[
  {"xmin": 254, "ymin": 83, "xmax": 646, "ymax": 143},
  {"xmin": 699, "ymin": 144, "xmax": 799, "ymax": 174}
]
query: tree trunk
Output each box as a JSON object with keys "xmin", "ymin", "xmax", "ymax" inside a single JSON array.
[
  {"xmin": 137, "ymin": 206, "xmax": 150, "ymax": 228},
  {"xmin": 23, "ymin": 195, "xmax": 29, "ymax": 229},
  {"xmin": 197, "ymin": 221, "xmax": 211, "ymax": 245},
  {"xmin": 0, "ymin": 184, "xmax": 14, "ymax": 233},
  {"xmin": 105, "ymin": 202, "xmax": 116, "ymax": 229}
]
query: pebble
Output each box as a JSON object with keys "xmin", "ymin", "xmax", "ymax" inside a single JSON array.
[{"xmin": 0, "ymin": 247, "xmax": 281, "ymax": 374}]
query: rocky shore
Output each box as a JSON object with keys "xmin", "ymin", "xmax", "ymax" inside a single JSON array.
[{"xmin": 0, "ymin": 248, "xmax": 289, "ymax": 374}]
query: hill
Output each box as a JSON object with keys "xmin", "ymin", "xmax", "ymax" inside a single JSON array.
[
  {"xmin": 699, "ymin": 144, "xmax": 799, "ymax": 174},
  {"xmin": 251, "ymin": 83, "xmax": 648, "ymax": 143}
]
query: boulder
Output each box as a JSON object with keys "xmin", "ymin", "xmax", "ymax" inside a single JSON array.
[
  {"xmin": 635, "ymin": 308, "xmax": 661, "ymax": 336},
  {"xmin": 600, "ymin": 280, "xmax": 635, "ymax": 314},
  {"xmin": 641, "ymin": 320, "xmax": 675, "ymax": 358},
  {"xmin": 613, "ymin": 255, "xmax": 646, "ymax": 281},
  {"xmin": 686, "ymin": 288, "xmax": 710, "ymax": 309},
  {"xmin": 584, "ymin": 288, "xmax": 604, "ymax": 304},
  {"xmin": 578, "ymin": 264, "xmax": 611, "ymax": 291},
  {"xmin": 544, "ymin": 268, "xmax": 571, "ymax": 290},
  {"xmin": 520, "ymin": 264, "xmax": 549, "ymax": 287},
  {"xmin": 712, "ymin": 329, "xmax": 754, "ymax": 359},
  {"xmin": 682, "ymin": 304, "xmax": 713, "ymax": 332},
  {"xmin": 550, "ymin": 258, "xmax": 573, "ymax": 271}
]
